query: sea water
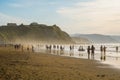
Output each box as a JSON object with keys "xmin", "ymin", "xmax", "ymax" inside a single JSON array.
[{"xmin": 34, "ymin": 43, "xmax": 120, "ymax": 69}]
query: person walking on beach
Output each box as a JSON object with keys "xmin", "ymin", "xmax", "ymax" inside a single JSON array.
[
  {"xmin": 91, "ymin": 45, "xmax": 95, "ymax": 59},
  {"xmin": 87, "ymin": 46, "xmax": 91, "ymax": 59}
]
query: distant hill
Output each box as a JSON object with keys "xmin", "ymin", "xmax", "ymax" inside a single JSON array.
[
  {"xmin": 0, "ymin": 23, "xmax": 74, "ymax": 44},
  {"xmin": 71, "ymin": 34, "xmax": 119, "ymax": 43},
  {"xmin": 72, "ymin": 37, "xmax": 90, "ymax": 44}
]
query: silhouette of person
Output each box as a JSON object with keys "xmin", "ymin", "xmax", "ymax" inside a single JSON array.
[
  {"xmin": 60, "ymin": 45, "xmax": 63, "ymax": 51},
  {"xmin": 53, "ymin": 45, "xmax": 56, "ymax": 49},
  {"xmin": 70, "ymin": 45, "xmax": 72, "ymax": 51},
  {"xmin": 87, "ymin": 46, "xmax": 91, "ymax": 59},
  {"xmin": 91, "ymin": 45, "xmax": 95, "ymax": 59},
  {"xmin": 100, "ymin": 45, "xmax": 103, "ymax": 53},
  {"xmin": 57, "ymin": 45, "xmax": 59, "ymax": 50},
  {"xmin": 103, "ymin": 46, "xmax": 107, "ymax": 61}
]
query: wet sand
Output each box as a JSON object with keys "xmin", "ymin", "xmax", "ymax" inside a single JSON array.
[{"xmin": 0, "ymin": 47, "xmax": 120, "ymax": 80}]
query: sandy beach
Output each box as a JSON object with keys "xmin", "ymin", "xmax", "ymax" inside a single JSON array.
[{"xmin": 0, "ymin": 46, "xmax": 120, "ymax": 80}]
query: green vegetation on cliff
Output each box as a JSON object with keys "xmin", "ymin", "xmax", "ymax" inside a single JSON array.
[{"xmin": 0, "ymin": 23, "xmax": 74, "ymax": 44}]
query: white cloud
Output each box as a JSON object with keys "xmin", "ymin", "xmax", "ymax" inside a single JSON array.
[
  {"xmin": 57, "ymin": 0, "xmax": 120, "ymax": 34},
  {"xmin": 0, "ymin": 12, "xmax": 29, "ymax": 25}
]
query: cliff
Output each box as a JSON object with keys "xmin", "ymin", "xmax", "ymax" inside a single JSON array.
[{"xmin": 0, "ymin": 23, "xmax": 74, "ymax": 44}]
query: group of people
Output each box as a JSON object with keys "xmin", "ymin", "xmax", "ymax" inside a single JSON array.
[
  {"xmin": 100, "ymin": 45, "xmax": 107, "ymax": 54},
  {"xmin": 70, "ymin": 45, "xmax": 74, "ymax": 51},
  {"xmin": 46, "ymin": 45, "xmax": 65, "ymax": 51},
  {"xmin": 86, "ymin": 45, "xmax": 108, "ymax": 60},
  {"xmin": 14, "ymin": 44, "xmax": 35, "ymax": 53},
  {"xmin": 87, "ymin": 45, "xmax": 95, "ymax": 59},
  {"xmin": 100, "ymin": 45, "xmax": 107, "ymax": 61},
  {"xmin": 78, "ymin": 46, "xmax": 85, "ymax": 51},
  {"xmin": 38, "ymin": 44, "xmax": 119, "ymax": 60},
  {"xmin": 14, "ymin": 44, "xmax": 22, "ymax": 50}
]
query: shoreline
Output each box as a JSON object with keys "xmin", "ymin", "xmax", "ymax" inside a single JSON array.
[
  {"xmin": 40, "ymin": 51, "xmax": 120, "ymax": 70},
  {"xmin": 35, "ymin": 48, "xmax": 120, "ymax": 70}
]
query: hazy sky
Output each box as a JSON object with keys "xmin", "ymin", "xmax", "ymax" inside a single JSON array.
[{"xmin": 0, "ymin": 0, "xmax": 120, "ymax": 35}]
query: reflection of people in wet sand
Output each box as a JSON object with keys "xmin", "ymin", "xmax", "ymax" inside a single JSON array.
[
  {"xmin": 87, "ymin": 46, "xmax": 91, "ymax": 59},
  {"xmin": 56, "ymin": 50, "xmax": 59, "ymax": 55},
  {"xmin": 70, "ymin": 51, "xmax": 74, "ymax": 56},
  {"xmin": 91, "ymin": 45, "xmax": 95, "ymax": 59},
  {"xmin": 53, "ymin": 45, "xmax": 56, "ymax": 54}
]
